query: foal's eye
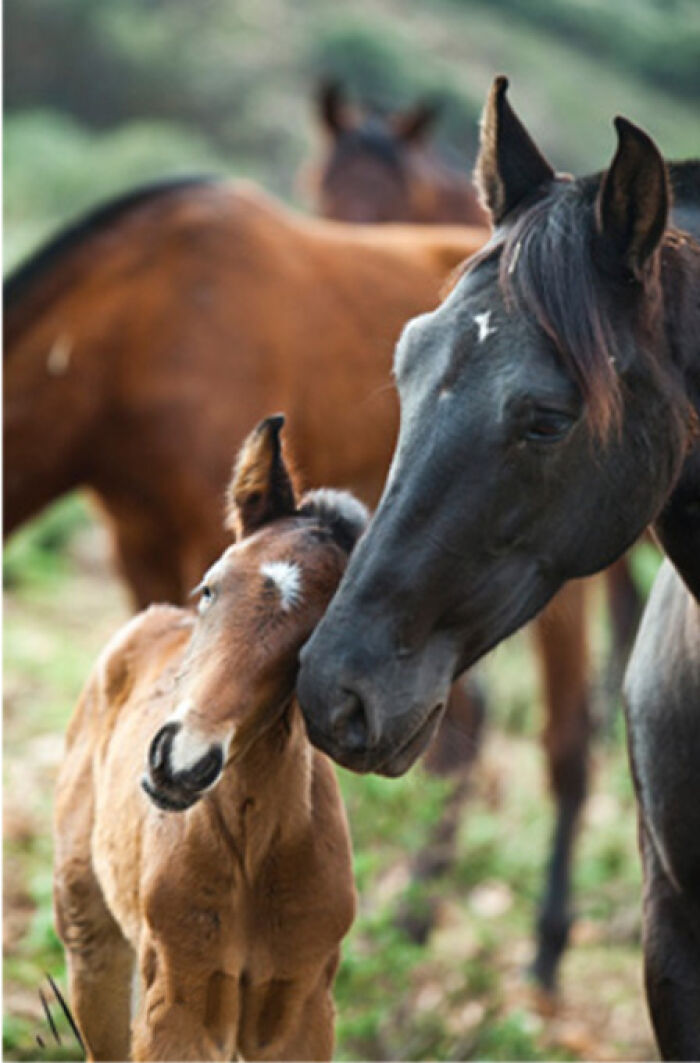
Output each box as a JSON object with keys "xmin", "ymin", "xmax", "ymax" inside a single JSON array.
[
  {"xmin": 198, "ymin": 585, "xmax": 215, "ymax": 613},
  {"xmin": 523, "ymin": 409, "xmax": 575, "ymax": 445}
]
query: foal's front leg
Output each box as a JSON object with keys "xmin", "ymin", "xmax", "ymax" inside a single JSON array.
[{"xmin": 131, "ymin": 934, "xmax": 239, "ymax": 1061}]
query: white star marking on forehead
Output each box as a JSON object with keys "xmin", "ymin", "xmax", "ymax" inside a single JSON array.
[
  {"xmin": 260, "ymin": 561, "xmax": 303, "ymax": 611},
  {"xmin": 474, "ymin": 311, "xmax": 497, "ymax": 344}
]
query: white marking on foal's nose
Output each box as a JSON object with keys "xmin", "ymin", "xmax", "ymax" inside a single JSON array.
[
  {"xmin": 474, "ymin": 311, "xmax": 497, "ymax": 343},
  {"xmin": 168, "ymin": 723, "xmax": 235, "ymax": 777},
  {"xmin": 260, "ymin": 561, "xmax": 303, "ymax": 611},
  {"xmin": 170, "ymin": 728, "xmax": 215, "ymax": 775}
]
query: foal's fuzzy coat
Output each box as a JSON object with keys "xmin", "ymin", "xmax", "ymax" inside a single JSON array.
[{"xmin": 53, "ymin": 417, "xmax": 365, "ymax": 1061}]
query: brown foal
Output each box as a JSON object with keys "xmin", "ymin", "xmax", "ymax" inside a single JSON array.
[{"xmin": 53, "ymin": 416, "xmax": 366, "ymax": 1061}]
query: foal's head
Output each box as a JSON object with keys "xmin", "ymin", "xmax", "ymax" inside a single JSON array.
[
  {"xmin": 142, "ymin": 415, "xmax": 368, "ymax": 811},
  {"xmin": 313, "ymin": 80, "xmax": 440, "ymax": 223}
]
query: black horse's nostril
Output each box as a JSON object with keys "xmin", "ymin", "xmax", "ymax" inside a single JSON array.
[
  {"xmin": 331, "ymin": 689, "xmax": 373, "ymax": 754},
  {"xmin": 186, "ymin": 746, "xmax": 224, "ymax": 790},
  {"xmin": 148, "ymin": 722, "xmax": 180, "ymax": 777}
]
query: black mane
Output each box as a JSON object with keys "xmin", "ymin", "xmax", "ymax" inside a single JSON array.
[{"xmin": 4, "ymin": 175, "xmax": 220, "ymax": 306}]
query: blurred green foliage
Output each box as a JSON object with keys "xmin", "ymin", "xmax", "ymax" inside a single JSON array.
[
  {"xmin": 5, "ymin": 0, "xmax": 699, "ymax": 271},
  {"xmin": 3, "ymin": 496, "xmax": 91, "ymax": 589},
  {"xmin": 457, "ymin": 0, "xmax": 700, "ymax": 99}
]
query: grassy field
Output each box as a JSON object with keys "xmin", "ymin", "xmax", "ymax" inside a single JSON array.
[{"xmin": 3, "ymin": 498, "xmax": 660, "ymax": 1060}]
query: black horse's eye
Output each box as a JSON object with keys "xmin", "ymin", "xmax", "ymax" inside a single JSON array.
[{"xmin": 523, "ymin": 410, "xmax": 575, "ymax": 444}]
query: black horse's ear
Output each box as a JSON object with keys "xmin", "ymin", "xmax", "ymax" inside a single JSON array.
[
  {"xmin": 595, "ymin": 117, "xmax": 669, "ymax": 281},
  {"xmin": 226, "ymin": 415, "xmax": 297, "ymax": 539},
  {"xmin": 475, "ymin": 76, "xmax": 554, "ymax": 225},
  {"xmin": 392, "ymin": 100, "xmax": 440, "ymax": 143},
  {"xmin": 318, "ymin": 80, "xmax": 349, "ymax": 136}
]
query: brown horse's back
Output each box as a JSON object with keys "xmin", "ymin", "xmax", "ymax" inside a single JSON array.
[{"xmin": 5, "ymin": 180, "xmax": 485, "ymax": 603}]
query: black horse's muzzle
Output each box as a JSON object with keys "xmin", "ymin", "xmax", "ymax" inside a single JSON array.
[
  {"xmin": 141, "ymin": 721, "xmax": 224, "ymax": 812},
  {"xmin": 298, "ymin": 630, "xmax": 456, "ymax": 776}
]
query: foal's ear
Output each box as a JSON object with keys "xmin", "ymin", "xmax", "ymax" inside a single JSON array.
[
  {"xmin": 595, "ymin": 117, "xmax": 669, "ymax": 281},
  {"xmin": 392, "ymin": 100, "xmax": 440, "ymax": 143},
  {"xmin": 475, "ymin": 76, "xmax": 554, "ymax": 225},
  {"xmin": 226, "ymin": 415, "xmax": 297, "ymax": 539},
  {"xmin": 318, "ymin": 80, "xmax": 350, "ymax": 136}
]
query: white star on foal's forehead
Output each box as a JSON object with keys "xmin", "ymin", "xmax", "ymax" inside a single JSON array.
[
  {"xmin": 474, "ymin": 311, "xmax": 497, "ymax": 343},
  {"xmin": 260, "ymin": 561, "xmax": 303, "ymax": 611}
]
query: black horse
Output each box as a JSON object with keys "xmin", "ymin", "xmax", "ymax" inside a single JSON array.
[{"xmin": 299, "ymin": 78, "xmax": 700, "ymax": 1057}]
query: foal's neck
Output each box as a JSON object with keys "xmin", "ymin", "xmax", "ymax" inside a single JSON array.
[{"xmin": 207, "ymin": 701, "xmax": 314, "ymax": 877}]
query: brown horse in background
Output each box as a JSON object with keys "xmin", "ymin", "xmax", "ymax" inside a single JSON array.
[
  {"xmin": 54, "ymin": 416, "xmax": 364, "ymax": 1061},
  {"xmin": 6, "ymin": 178, "xmax": 581, "ymax": 988},
  {"xmin": 307, "ymin": 81, "xmax": 487, "ymax": 226}
]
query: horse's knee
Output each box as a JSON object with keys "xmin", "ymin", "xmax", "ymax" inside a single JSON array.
[
  {"xmin": 54, "ymin": 858, "xmax": 122, "ymax": 960},
  {"xmin": 548, "ymin": 731, "xmax": 590, "ymax": 803},
  {"xmin": 132, "ymin": 1000, "xmax": 231, "ymax": 1062}
]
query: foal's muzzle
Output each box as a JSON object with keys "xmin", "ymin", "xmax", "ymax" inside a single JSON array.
[{"xmin": 141, "ymin": 721, "xmax": 224, "ymax": 812}]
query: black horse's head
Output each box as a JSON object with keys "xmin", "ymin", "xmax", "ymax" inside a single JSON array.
[{"xmin": 299, "ymin": 77, "xmax": 695, "ymax": 776}]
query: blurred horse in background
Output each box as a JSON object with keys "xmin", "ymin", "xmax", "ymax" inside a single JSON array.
[
  {"xmin": 7, "ymin": 175, "xmax": 582, "ymax": 989},
  {"xmin": 306, "ymin": 81, "xmax": 487, "ymax": 226}
]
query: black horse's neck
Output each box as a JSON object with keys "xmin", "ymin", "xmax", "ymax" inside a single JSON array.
[{"xmin": 654, "ymin": 224, "xmax": 700, "ymax": 602}]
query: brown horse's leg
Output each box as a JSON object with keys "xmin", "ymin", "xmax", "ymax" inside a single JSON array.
[
  {"xmin": 110, "ymin": 521, "xmax": 185, "ymax": 608},
  {"xmin": 531, "ymin": 579, "xmax": 591, "ymax": 991},
  {"xmin": 54, "ymin": 861, "xmax": 134, "ymax": 1061},
  {"xmin": 423, "ymin": 674, "xmax": 486, "ymax": 777},
  {"xmin": 396, "ymin": 676, "xmax": 486, "ymax": 942},
  {"xmin": 103, "ymin": 502, "xmax": 218, "ymax": 609}
]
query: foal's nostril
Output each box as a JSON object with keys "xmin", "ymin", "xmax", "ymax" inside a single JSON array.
[
  {"xmin": 148, "ymin": 722, "xmax": 180, "ymax": 776},
  {"xmin": 186, "ymin": 746, "xmax": 224, "ymax": 790}
]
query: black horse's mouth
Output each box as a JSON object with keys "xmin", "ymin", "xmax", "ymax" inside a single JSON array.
[
  {"xmin": 140, "ymin": 774, "xmax": 199, "ymax": 813},
  {"xmin": 373, "ymin": 701, "xmax": 445, "ymax": 777},
  {"xmin": 307, "ymin": 700, "xmax": 445, "ymax": 777}
]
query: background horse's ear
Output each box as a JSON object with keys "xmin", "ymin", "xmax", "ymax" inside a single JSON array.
[
  {"xmin": 298, "ymin": 488, "xmax": 369, "ymax": 554},
  {"xmin": 391, "ymin": 100, "xmax": 441, "ymax": 143},
  {"xmin": 226, "ymin": 415, "xmax": 297, "ymax": 539},
  {"xmin": 318, "ymin": 80, "xmax": 350, "ymax": 136},
  {"xmin": 475, "ymin": 75, "xmax": 554, "ymax": 225},
  {"xmin": 595, "ymin": 117, "xmax": 669, "ymax": 281}
]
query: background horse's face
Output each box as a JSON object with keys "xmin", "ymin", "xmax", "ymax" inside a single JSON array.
[
  {"xmin": 315, "ymin": 82, "xmax": 438, "ymax": 223},
  {"xmin": 297, "ymin": 80, "xmax": 691, "ymax": 777},
  {"xmin": 319, "ymin": 118, "xmax": 411, "ymax": 223}
]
